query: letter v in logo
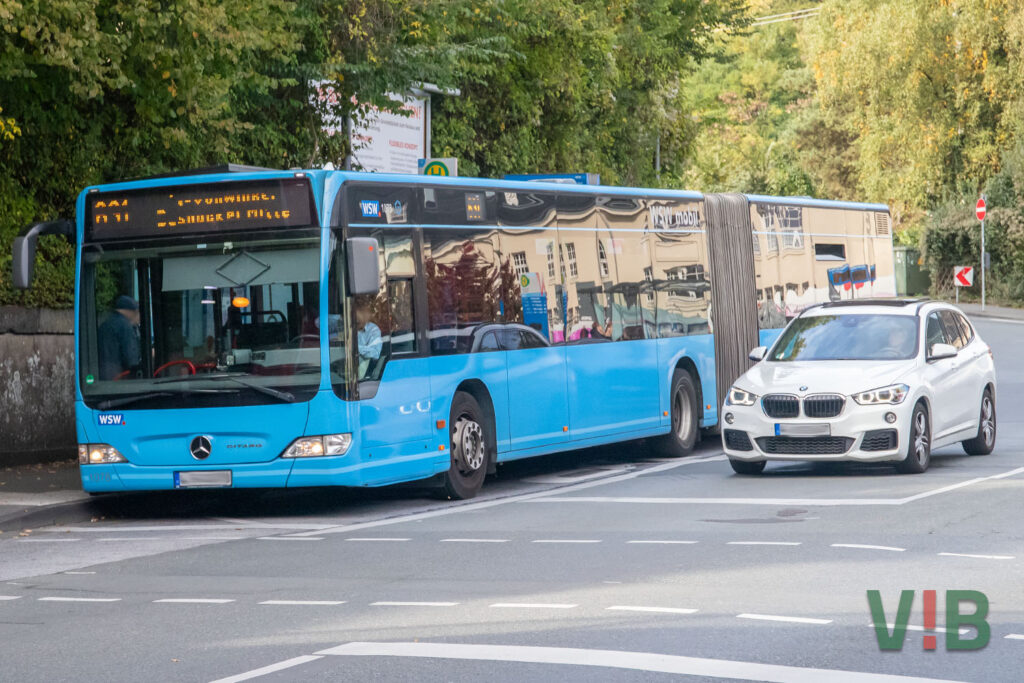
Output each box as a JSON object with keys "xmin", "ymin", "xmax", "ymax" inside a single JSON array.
[{"xmin": 867, "ymin": 590, "xmax": 914, "ymax": 650}]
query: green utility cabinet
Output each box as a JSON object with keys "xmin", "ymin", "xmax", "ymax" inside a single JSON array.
[{"xmin": 894, "ymin": 246, "xmax": 931, "ymax": 296}]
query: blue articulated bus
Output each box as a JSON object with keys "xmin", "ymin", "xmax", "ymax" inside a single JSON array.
[{"xmin": 12, "ymin": 166, "xmax": 895, "ymax": 498}]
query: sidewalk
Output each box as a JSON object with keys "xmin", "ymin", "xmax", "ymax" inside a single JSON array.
[
  {"xmin": 953, "ymin": 301, "xmax": 1024, "ymax": 322},
  {"xmin": 0, "ymin": 459, "xmax": 92, "ymax": 533}
]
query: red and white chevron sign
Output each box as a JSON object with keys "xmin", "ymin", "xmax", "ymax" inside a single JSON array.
[{"xmin": 954, "ymin": 266, "xmax": 974, "ymax": 287}]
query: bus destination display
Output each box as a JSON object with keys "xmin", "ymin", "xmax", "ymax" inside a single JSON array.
[{"xmin": 86, "ymin": 178, "xmax": 316, "ymax": 240}]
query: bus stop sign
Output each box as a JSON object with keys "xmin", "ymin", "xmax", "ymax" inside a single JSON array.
[{"xmin": 976, "ymin": 198, "xmax": 986, "ymax": 221}]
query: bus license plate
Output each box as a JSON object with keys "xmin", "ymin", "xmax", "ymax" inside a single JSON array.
[
  {"xmin": 776, "ymin": 423, "xmax": 831, "ymax": 437},
  {"xmin": 174, "ymin": 470, "xmax": 232, "ymax": 488}
]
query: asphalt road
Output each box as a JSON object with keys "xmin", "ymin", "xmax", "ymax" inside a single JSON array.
[{"xmin": 2, "ymin": 318, "xmax": 1023, "ymax": 682}]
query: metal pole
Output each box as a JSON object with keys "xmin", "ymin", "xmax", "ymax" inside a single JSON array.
[
  {"xmin": 425, "ymin": 94, "xmax": 432, "ymax": 158},
  {"xmin": 655, "ymin": 134, "xmax": 661, "ymax": 184},
  {"xmin": 981, "ymin": 193, "xmax": 986, "ymax": 311}
]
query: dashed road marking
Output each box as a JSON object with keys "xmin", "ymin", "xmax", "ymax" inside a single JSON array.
[
  {"xmin": 440, "ymin": 538, "xmax": 509, "ymax": 543},
  {"xmin": 371, "ymin": 601, "xmax": 458, "ymax": 607},
  {"xmin": 208, "ymin": 655, "xmax": 324, "ymax": 683},
  {"xmin": 38, "ymin": 596, "xmax": 120, "ymax": 602},
  {"xmin": 17, "ymin": 538, "xmax": 80, "ymax": 543},
  {"xmin": 937, "ymin": 552, "xmax": 1014, "ymax": 560},
  {"xmin": 832, "ymin": 544, "xmax": 905, "ymax": 552},
  {"xmin": 97, "ymin": 537, "xmax": 164, "ymax": 542},
  {"xmin": 344, "ymin": 537, "xmax": 410, "ymax": 542},
  {"xmin": 728, "ymin": 541, "xmax": 801, "ymax": 546},
  {"xmin": 737, "ymin": 613, "xmax": 831, "ymax": 625},
  {"xmin": 257, "ymin": 537, "xmax": 323, "ymax": 541},
  {"xmin": 63, "ymin": 571, "xmax": 96, "ymax": 575},
  {"xmin": 0, "ymin": 595, "xmax": 22, "ymax": 600},
  {"xmin": 869, "ymin": 623, "xmax": 970, "ymax": 636},
  {"xmin": 1004, "ymin": 634, "xmax": 1024, "ymax": 640},
  {"xmin": 490, "ymin": 602, "xmax": 577, "ymax": 609},
  {"xmin": 626, "ymin": 540, "xmax": 697, "ymax": 545},
  {"xmin": 606, "ymin": 605, "xmax": 698, "ymax": 615},
  {"xmin": 259, "ymin": 600, "xmax": 346, "ymax": 606},
  {"xmin": 532, "ymin": 539, "xmax": 601, "ymax": 544},
  {"xmin": 154, "ymin": 598, "xmax": 235, "ymax": 604}
]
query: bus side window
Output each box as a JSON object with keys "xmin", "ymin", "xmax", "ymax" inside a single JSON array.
[{"xmin": 387, "ymin": 278, "xmax": 416, "ymax": 354}]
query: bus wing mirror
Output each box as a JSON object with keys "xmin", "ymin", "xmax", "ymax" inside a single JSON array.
[
  {"xmin": 346, "ymin": 237, "xmax": 381, "ymax": 295},
  {"xmin": 12, "ymin": 219, "xmax": 74, "ymax": 290}
]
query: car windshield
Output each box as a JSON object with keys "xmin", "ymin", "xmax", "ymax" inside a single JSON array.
[
  {"xmin": 79, "ymin": 231, "xmax": 326, "ymax": 407},
  {"xmin": 769, "ymin": 313, "xmax": 919, "ymax": 362}
]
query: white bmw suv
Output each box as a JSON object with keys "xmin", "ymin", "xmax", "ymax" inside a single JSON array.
[{"xmin": 721, "ymin": 299, "xmax": 996, "ymax": 474}]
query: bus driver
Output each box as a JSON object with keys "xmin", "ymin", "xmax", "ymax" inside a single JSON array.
[
  {"xmin": 355, "ymin": 297, "xmax": 382, "ymax": 378},
  {"xmin": 98, "ymin": 294, "xmax": 141, "ymax": 380}
]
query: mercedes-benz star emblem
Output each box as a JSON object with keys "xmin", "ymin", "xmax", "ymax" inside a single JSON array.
[{"xmin": 189, "ymin": 435, "xmax": 212, "ymax": 460}]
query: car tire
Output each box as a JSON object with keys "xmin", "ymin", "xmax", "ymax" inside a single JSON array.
[
  {"xmin": 653, "ymin": 370, "xmax": 701, "ymax": 457},
  {"xmin": 962, "ymin": 388, "xmax": 996, "ymax": 456},
  {"xmin": 729, "ymin": 458, "xmax": 766, "ymax": 475},
  {"xmin": 896, "ymin": 402, "xmax": 931, "ymax": 474},
  {"xmin": 437, "ymin": 391, "xmax": 489, "ymax": 500}
]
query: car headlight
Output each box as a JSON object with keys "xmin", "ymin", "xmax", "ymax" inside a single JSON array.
[
  {"xmin": 281, "ymin": 433, "xmax": 352, "ymax": 458},
  {"xmin": 852, "ymin": 384, "xmax": 909, "ymax": 405},
  {"xmin": 726, "ymin": 386, "xmax": 758, "ymax": 406},
  {"xmin": 78, "ymin": 443, "xmax": 128, "ymax": 464}
]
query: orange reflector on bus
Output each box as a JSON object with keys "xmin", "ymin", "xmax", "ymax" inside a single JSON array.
[
  {"xmin": 563, "ymin": 426, "xmax": 568, "ymax": 432},
  {"xmin": 663, "ymin": 411, "xmax": 668, "ymax": 416},
  {"xmin": 706, "ymin": 404, "xmax": 712, "ymax": 410},
  {"xmin": 436, "ymin": 420, "xmax": 446, "ymax": 430},
  {"xmin": 439, "ymin": 444, "xmax": 446, "ymax": 451},
  {"xmin": 232, "ymin": 296, "xmax": 250, "ymax": 308}
]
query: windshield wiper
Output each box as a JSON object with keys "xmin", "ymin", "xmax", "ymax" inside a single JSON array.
[
  {"xmin": 154, "ymin": 373, "xmax": 295, "ymax": 403},
  {"xmin": 97, "ymin": 392, "xmax": 176, "ymax": 410}
]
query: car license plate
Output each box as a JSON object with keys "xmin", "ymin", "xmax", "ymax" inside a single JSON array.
[
  {"xmin": 776, "ymin": 423, "xmax": 831, "ymax": 437},
  {"xmin": 174, "ymin": 470, "xmax": 232, "ymax": 488}
]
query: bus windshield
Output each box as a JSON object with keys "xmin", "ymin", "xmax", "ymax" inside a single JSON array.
[
  {"xmin": 79, "ymin": 230, "xmax": 325, "ymax": 408},
  {"xmin": 768, "ymin": 314, "xmax": 919, "ymax": 362}
]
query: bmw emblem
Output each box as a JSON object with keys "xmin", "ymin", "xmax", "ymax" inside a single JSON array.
[
  {"xmin": 799, "ymin": 385, "xmax": 808, "ymax": 392},
  {"xmin": 189, "ymin": 435, "xmax": 212, "ymax": 460}
]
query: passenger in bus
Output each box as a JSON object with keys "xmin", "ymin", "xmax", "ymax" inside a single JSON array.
[
  {"xmin": 356, "ymin": 297, "xmax": 382, "ymax": 377},
  {"xmin": 97, "ymin": 295, "xmax": 141, "ymax": 380}
]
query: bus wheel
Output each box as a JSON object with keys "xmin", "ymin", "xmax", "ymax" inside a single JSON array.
[
  {"xmin": 653, "ymin": 369, "xmax": 700, "ymax": 457},
  {"xmin": 439, "ymin": 391, "xmax": 489, "ymax": 500}
]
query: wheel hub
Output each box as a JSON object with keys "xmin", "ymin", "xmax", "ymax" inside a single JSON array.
[{"xmin": 452, "ymin": 418, "xmax": 485, "ymax": 473}]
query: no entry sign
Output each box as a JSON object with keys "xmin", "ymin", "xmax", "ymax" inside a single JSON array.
[
  {"xmin": 954, "ymin": 265, "xmax": 974, "ymax": 287},
  {"xmin": 976, "ymin": 198, "xmax": 987, "ymax": 221}
]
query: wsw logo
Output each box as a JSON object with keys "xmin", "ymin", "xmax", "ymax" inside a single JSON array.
[{"xmin": 97, "ymin": 413, "xmax": 126, "ymax": 426}]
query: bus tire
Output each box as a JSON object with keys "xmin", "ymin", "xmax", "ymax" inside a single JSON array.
[
  {"xmin": 652, "ymin": 369, "xmax": 700, "ymax": 457},
  {"xmin": 438, "ymin": 391, "xmax": 489, "ymax": 500}
]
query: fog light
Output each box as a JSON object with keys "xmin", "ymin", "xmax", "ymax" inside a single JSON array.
[
  {"xmin": 724, "ymin": 412, "xmax": 735, "ymax": 424},
  {"xmin": 885, "ymin": 412, "xmax": 897, "ymax": 424}
]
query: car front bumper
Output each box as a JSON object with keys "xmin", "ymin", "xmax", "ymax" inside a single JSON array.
[{"xmin": 720, "ymin": 398, "xmax": 914, "ymax": 463}]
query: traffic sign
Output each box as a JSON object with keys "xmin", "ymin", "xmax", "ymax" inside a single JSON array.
[
  {"xmin": 976, "ymin": 198, "xmax": 986, "ymax": 221},
  {"xmin": 954, "ymin": 266, "xmax": 974, "ymax": 287},
  {"xmin": 418, "ymin": 157, "xmax": 457, "ymax": 177}
]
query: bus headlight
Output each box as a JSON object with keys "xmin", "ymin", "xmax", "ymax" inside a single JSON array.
[
  {"xmin": 78, "ymin": 444, "xmax": 127, "ymax": 464},
  {"xmin": 281, "ymin": 434, "xmax": 352, "ymax": 458}
]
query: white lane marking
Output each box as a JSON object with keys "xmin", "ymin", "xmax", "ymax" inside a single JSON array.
[
  {"xmin": 0, "ymin": 595, "xmax": 22, "ymax": 600},
  {"xmin": 532, "ymin": 539, "xmax": 601, "ymax": 544},
  {"xmin": 728, "ymin": 541, "xmax": 801, "ymax": 546},
  {"xmin": 490, "ymin": 602, "xmax": 577, "ymax": 609},
  {"xmin": 979, "ymin": 318, "xmax": 1024, "ymax": 326},
  {"xmin": 832, "ymin": 544, "xmax": 905, "ymax": 552},
  {"xmin": 1004, "ymin": 634, "xmax": 1024, "ymax": 640},
  {"xmin": 257, "ymin": 537, "xmax": 324, "ymax": 541},
  {"xmin": 259, "ymin": 600, "xmax": 346, "ymax": 606},
  {"xmin": 626, "ymin": 540, "xmax": 697, "ymax": 545},
  {"xmin": 606, "ymin": 605, "xmax": 698, "ymax": 615},
  {"xmin": 289, "ymin": 455, "xmax": 727, "ymax": 537},
  {"xmin": 154, "ymin": 598, "xmax": 235, "ymax": 604},
  {"xmin": 63, "ymin": 571, "xmax": 96, "ymax": 575},
  {"xmin": 316, "ymin": 641, "xmax": 962, "ymax": 682},
  {"xmin": 344, "ymin": 537, "xmax": 410, "ymax": 542},
  {"xmin": 38, "ymin": 597, "xmax": 121, "ymax": 602},
  {"xmin": 737, "ymin": 613, "xmax": 832, "ymax": 625},
  {"xmin": 869, "ymin": 623, "xmax": 969, "ymax": 636},
  {"xmin": 97, "ymin": 537, "xmax": 164, "ymax": 542},
  {"xmin": 182, "ymin": 536, "xmax": 253, "ymax": 541},
  {"xmin": 440, "ymin": 538, "xmax": 509, "ymax": 543},
  {"xmin": 371, "ymin": 601, "xmax": 458, "ymax": 607},
  {"xmin": 527, "ymin": 466, "xmax": 1024, "ymax": 508},
  {"xmin": 938, "ymin": 552, "xmax": 1014, "ymax": 560},
  {"xmin": 208, "ymin": 655, "xmax": 324, "ymax": 683},
  {"xmin": 42, "ymin": 523, "xmax": 331, "ymax": 533},
  {"xmin": 17, "ymin": 538, "xmax": 80, "ymax": 543}
]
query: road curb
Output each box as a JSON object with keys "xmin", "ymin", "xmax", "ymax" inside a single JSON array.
[{"xmin": 0, "ymin": 497, "xmax": 98, "ymax": 534}]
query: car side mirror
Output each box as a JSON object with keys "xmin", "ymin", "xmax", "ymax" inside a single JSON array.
[
  {"xmin": 346, "ymin": 237, "xmax": 381, "ymax": 295},
  {"xmin": 748, "ymin": 346, "xmax": 767, "ymax": 361},
  {"xmin": 928, "ymin": 343, "xmax": 957, "ymax": 361},
  {"xmin": 12, "ymin": 219, "xmax": 75, "ymax": 289}
]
